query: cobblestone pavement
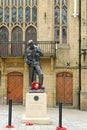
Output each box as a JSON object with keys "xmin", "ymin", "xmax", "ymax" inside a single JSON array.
[{"xmin": 0, "ymin": 105, "xmax": 87, "ymax": 130}]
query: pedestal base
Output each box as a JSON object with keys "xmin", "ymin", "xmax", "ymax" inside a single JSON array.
[
  {"xmin": 22, "ymin": 115, "xmax": 50, "ymax": 124},
  {"xmin": 22, "ymin": 93, "xmax": 51, "ymax": 124}
]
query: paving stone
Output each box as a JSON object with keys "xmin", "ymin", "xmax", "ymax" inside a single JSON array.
[{"xmin": 0, "ymin": 105, "xmax": 87, "ymax": 130}]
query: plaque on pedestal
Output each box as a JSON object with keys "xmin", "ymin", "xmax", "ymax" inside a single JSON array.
[{"xmin": 22, "ymin": 93, "xmax": 51, "ymax": 124}]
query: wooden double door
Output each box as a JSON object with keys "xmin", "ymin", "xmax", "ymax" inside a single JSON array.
[
  {"xmin": 56, "ymin": 72, "xmax": 73, "ymax": 105},
  {"xmin": 7, "ymin": 72, "xmax": 23, "ymax": 104}
]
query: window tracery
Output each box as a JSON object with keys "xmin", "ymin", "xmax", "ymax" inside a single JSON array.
[
  {"xmin": 0, "ymin": 0, "xmax": 37, "ymax": 27},
  {"xmin": 54, "ymin": 0, "xmax": 67, "ymax": 44}
]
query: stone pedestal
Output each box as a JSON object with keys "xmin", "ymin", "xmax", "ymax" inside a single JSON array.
[{"xmin": 22, "ymin": 93, "xmax": 51, "ymax": 124}]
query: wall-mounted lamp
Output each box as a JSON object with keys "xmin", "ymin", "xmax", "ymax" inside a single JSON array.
[{"xmin": 44, "ymin": 12, "xmax": 46, "ymax": 23}]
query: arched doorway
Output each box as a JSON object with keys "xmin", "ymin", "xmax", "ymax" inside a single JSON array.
[
  {"xmin": 56, "ymin": 72, "xmax": 73, "ymax": 105},
  {"xmin": 7, "ymin": 72, "xmax": 23, "ymax": 104}
]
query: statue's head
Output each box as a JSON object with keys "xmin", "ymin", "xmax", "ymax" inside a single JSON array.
[{"xmin": 27, "ymin": 40, "xmax": 34, "ymax": 46}]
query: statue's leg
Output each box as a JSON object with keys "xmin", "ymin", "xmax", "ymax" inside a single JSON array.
[
  {"xmin": 29, "ymin": 66, "xmax": 34, "ymax": 87},
  {"xmin": 35, "ymin": 65, "xmax": 43, "ymax": 87},
  {"xmin": 33, "ymin": 68, "xmax": 36, "ymax": 81}
]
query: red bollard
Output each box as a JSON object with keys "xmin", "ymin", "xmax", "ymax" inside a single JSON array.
[{"xmin": 56, "ymin": 126, "xmax": 67, "ymax": 130}]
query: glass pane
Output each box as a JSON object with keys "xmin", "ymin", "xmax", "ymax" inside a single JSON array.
[
  {"xmin": 55, "ymin": 0, "xmax": 60, "ymax": 5},
  {"xmin": 35, "ymin": 0, "xmax": 37, "ymax": 5},
  {"xmin": 54, "ymin": 0, "xmax": 56, "ymax": 4},
  {"xmin": 4, "ymin": 0, "xmax": 6, "ymax": 5},
  {"xmin": 1, "ymin": 0, "xmax": 3, "ymax": 6},
  {"xmin": 12, "ymin": 7, "xmax": 17, "ymax": 22},
  {"xmin": 0, "ymin": 27, "xmax": 9, "ymax": 42},
  {"xmin": 32, "ymin": 6, "xmax": 37, "ymax": 22},
  {"xmin": 25, "ymin": 7, "xmax": 30, "ymax": 22},
  {"xmin": 12, "ymin": 0, "xmax": 14, "ymax": 5},
  {"xmin": 62, "ymin": 28, "xmax": 67, "ymax": 43},
  {"xmin": 26, "ymin": 0, "xmax": 30, "ymax": 6},
  {"xmin": 62, "ymin": 6, "xmax": 67, "ymax": 24},
  {"xmin": 12, "ymin": 27, "xmax": 23, "ymax": 42},
  {"xmin": 62, "ymin": 0, "xmax": 64, "ymax": 5},
  {"xmin": 18, "ymin": 7, "xmax": 23, "ymax": 23},
  {"xmin": 18, "ymin": 0, "xmax": 20, "ymax": 5},
  {"xmin": 21, "ymin": 0, "xmax": 23, "ymax": 5},
  {"xmin": 15, "ymin": 0, "xmax": 17, "ymax": 5},
  {"xmin": 65, "ymin": 0, "xmax": 67, "ymax": 5},
  {"xmin": 0, "ymin": 8, "xmax": 3, "ymax": 22},
  {"xmin": 32, "ymin": 0, "xmax": 34, "ymax": 6},
  {"xmin": 54, "ymin": 7, "xmax": 60, "ymax": 24},
  {"xmin": 54, "ymin": 27, "xmax": 60, "ymax": 42},
  {"xmin": 5, "ymin": 7, "xmax": 9, "ymax": 23},
  {"xmin": 8, "ymin": 0, "xmax": 10, "ymax": 5},
  {"xmin": 57, "ymin": 0, "xmax": 60, "ymax": 5}
]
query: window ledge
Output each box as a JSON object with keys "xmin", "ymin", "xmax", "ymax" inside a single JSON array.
[{"xmin": 57, "ymin": 44, "xmax": 70, "ymax": 49}]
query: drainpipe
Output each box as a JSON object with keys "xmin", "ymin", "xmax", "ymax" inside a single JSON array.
[{"xmin": 78, "ymin": 0, "xmax": 81, "ymax": 110}]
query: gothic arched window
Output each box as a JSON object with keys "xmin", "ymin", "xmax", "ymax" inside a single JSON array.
[
  {"xmin": 12, "ymin": 27, "xmax": 23, "ymax": 42},
  {"xmin": 18, "ymin": 7, "xmax": 23, "ymax": 23},
  {"xmin": 25, "ymin": 0, "xmax": 37, "ymax": 26},
  {"xmin": 26, "ymin": 26, "xmax": 37, "ymax": 42},
  {"xmin": 12, "ymin": 7, "xmax": 17, "ymax": 23},
  {"xmin": 54, "ymin": 6, "xmax": 60, "ymax": 25},
  {"xmin": 4, "ymin": 7, "xmax": 9, "ymax": 23},
  {"xmin": 32, "ymin": 6, "xmax": 37, "ymax": 22},
  {"xmin": 54, "ymin": 0, "xmax": 67, "ymax": 44},
  {"xmin": 0, "ymin": 27, "xmax": 9, "ymax": 42},
  {"xmin": 25, "ymin": 7, "xmax": 30, "ymax": 22},
  {"xmin": 0, "ymin": 0, "xmax": 38, "ymax": 28}
]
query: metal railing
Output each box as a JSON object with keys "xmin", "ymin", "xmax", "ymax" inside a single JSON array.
[{"xmin": 0, "ymin": 41, "xmax": 56, "ymax": 57}]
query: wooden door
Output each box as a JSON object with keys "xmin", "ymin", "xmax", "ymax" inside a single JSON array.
[
  {"xmin": 56, "ymin": 72, "xmax": 73, "ymax": 104},
  {"xmin": 7, "ymin": 72, "xmax": 23, "ymax": 104}
]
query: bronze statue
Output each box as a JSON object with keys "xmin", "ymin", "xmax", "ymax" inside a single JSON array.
[{"xmin": 25, "ymin": 40, "xmax": 44, "ymax": 92}]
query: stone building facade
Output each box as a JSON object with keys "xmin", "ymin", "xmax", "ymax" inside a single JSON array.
[{"xmin": 0, "ymin": 0, "xmax": 87, "ymax": 110}]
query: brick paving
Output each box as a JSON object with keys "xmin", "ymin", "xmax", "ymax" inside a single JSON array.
[{"xmin": 0, "ymin": 105, "xmax": 87, "ymax": 130}]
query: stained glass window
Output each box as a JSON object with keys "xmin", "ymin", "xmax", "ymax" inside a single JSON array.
[
  {"xmin": 62, "ymin": 27, "xmax": 67, "ymax": 43},
  {"xmin": 0, "ymin": 8, "xmax": 3, "ymax": 22},
  {"xmin": 5, "ymin": 7, "xmax": 9, "ymax": 23},
  {"xmin": 26, "ymin": 0, "xmax": 31, "ymax": 6},
  {"xmin": 54, "ymin": 27, "xmax": 60, "ymax": 42},
  {"xmin": 32, "ymin": 0, "xmax": 34, "ymax": 6},
  {"xmin": 0, "ymin": 0, "xmax": 37, "ymax": 41},
  {"xmin": 54, "ymin": 7, "xmax": 60, "ymax": 24},
  {"xmin": 26, "ymin": 27, "xmax": 37, "ymax": 42},
  {"xmin": 0, "ymin": 27, "xmax": 9, "ymax": 42},
  {"xmin": 12, "ymin": 27, "xmax": 23, "ymax": 42},
  {"xmin": 32, "ymin": 6, "xmax": 37, "ymax": 22},
  {"xmin": 18, "ymin": 7, "xmax": 23, "ymax": 23},
  {"xmin": 54, "ymin": 0, "xmax": 67, "ymax": 44},
  {"xmin": 62, "ymin": 6, "xmax": 67, "ymax": 24},
  {"xmin": 25, "ymin": 7, "xmax": 30, "ymax": 22},
  {"xmin": 12, "ymin": 7, "xmax": 17, "ymax": 22},
  {"xmin": 54, "ymin": 0, "xmax": 60, "ymax": 5}
]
